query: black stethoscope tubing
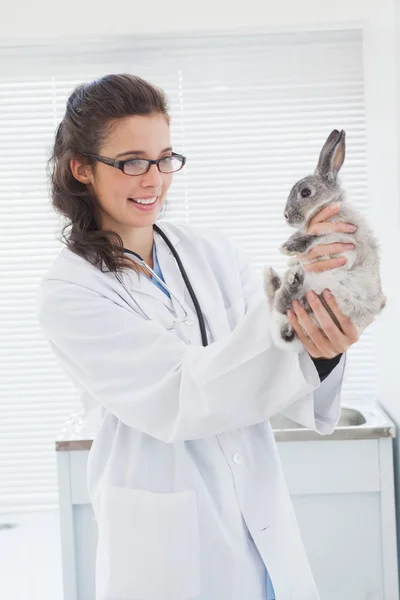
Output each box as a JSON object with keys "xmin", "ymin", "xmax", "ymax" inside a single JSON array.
[{"xmin": 121, "ymin": 224, "xmax": 208, "ymax": 347}]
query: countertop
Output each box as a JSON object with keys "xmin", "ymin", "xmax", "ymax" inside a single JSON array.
[{"xmin": 55, "ymin": 399, "xmax": 396, "ymax": 451}]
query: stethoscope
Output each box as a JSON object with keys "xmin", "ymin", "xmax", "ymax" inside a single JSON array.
[{"xmin": 114, "ymin": 224, "xmax": 209, "ymax": 347}]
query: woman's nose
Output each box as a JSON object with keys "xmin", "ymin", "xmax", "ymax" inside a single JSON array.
[{"xmin": 142, "ymin": 163, "xmax": 163, "ymax": 187}]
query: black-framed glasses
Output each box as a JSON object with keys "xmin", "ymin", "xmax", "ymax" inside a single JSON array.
[{"xmin": 81, "ymin": 152, "xmax": 186, "ymax": 176}]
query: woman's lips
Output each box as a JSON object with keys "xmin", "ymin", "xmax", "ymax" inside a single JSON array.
[{"xmin": 128, "ymin": 197, "xmax": 159, "ymax": 211}]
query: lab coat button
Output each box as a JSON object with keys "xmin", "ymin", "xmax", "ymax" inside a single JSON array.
[{"xmin": 233, "ymin": 452, "xmax": 243, "ymax": 464}]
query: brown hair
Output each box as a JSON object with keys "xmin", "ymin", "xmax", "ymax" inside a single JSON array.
[{"xmin": 48, "ymin": 73, "xmax": 170, "ymax": 274}]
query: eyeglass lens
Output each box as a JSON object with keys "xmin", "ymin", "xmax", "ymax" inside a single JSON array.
[{"xmin": 123, "ymin": 155, "xmax": 184, "ymax": 175}]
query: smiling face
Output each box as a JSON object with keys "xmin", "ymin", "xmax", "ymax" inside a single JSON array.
[
  {"xmin": 96, "ymin": 113, "xmax": 173, "ymax": 231},
  {"xmin": 72, "ymin": 112, "xmax": 174, "ymax": 240}
]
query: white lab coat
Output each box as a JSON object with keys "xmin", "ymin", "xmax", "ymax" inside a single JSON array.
[{"xmin": 37, "ymin": 222, "xmax": 345, "ymax": 600}]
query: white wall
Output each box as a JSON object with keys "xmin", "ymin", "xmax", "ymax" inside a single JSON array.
[
  {"xmin": 363, "ymin": 13, "xmax": 400, "ymax": 418},
  {"xmin": 0, "ymin": 0, "xmax": 381, "ymax": 41}
]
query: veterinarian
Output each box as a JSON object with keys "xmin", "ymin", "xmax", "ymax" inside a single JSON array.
[{"xmin": 37, "ymin": 74, "xmax": 365, "ymax": 600}]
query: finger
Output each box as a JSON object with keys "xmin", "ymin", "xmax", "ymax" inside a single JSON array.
[
  {"xmin": 308, "ymin": 221, "xmax": 357, "ymax": 236},
  {"xmin": 287, "ymin": 310, "xmax": 322, "ymax": 358},
  {"xmin": 302, "ymin": 242, "xmax": 355, "ymax": 261},
  {"xmin": 304, "ymin": 292, "xmax": 346, "ymax": 349},
  {"xmin": 291, "ymin": 299, "xmax": 338, "ymax": 357},
  {"xmin": 303, "ymin": 256, "xmax": 346, "ymax": 273},
  {"xmin": 308, "ymin": 203, "xmax": 340, "ymax": 227},
  {"xmin": 321, "ymin": 290, "xmax": 360, "ymax": 343}
]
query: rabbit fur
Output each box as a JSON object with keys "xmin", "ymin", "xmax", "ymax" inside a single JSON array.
[{"xmin": 264, "ymin": 129, "xmax": 386, "ymax": 352}]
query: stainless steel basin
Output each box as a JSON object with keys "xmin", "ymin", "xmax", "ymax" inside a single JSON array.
[
  {"xmin": 270, "ymin": 404, "xmax": 395, "ymax": 441},
  {"xmin": 55, "ymin": 403, "xmax": 395, "ymax": 452},
  {"xmin": 270, "ymin": 407, "xmax": 366, "ymax": 431}
]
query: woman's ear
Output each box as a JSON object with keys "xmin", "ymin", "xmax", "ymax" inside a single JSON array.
[{"xmin": 70, "ymin": 156, "xmax": 93, "ymax": 185}]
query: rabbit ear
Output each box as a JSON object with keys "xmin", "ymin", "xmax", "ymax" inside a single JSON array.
[{"xmin": 315, "ymin": 129, "xmax": 346, "ymax": 183}]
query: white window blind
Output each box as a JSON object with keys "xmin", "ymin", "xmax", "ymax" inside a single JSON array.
[{"xmin": 0, "ymin": 30, "xmax": 377, "ymax": 513}]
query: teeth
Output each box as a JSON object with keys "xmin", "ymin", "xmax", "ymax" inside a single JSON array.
[{"xmin": 131, "ymin": 197, "xmax": 157, "ymax": 205}]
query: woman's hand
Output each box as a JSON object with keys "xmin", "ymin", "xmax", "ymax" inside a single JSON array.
[
  {"xmin": 299, "ymin": 203, "xmax": 357, "ymax": 273},
  {"xmin": 285, "ymin": 202, "xmax": 364, "ymax": 358},
  {"xmin": 287, "ymin": 290, "xmax": 367, "ymax": 359}
]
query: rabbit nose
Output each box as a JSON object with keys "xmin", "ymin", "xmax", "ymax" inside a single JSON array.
[{"xmin": 284, "ymin": 211, "xmax": 289, "ymax": 220}]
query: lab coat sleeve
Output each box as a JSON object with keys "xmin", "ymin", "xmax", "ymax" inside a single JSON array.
[
  {"xmin": 37, "ymin": 277, "xmax": 322, "ymax": 443},
  {"xmin": 230, "ymin": 238, "xmax": 345, "ymax": 435},
  {"xmin": 280, "ymin": 353, "xmax": 345, "ymax": 434}
]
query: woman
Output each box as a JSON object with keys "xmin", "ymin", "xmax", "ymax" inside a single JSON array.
[{"xmin": 37, "ymin": 74, "xmax": 362, "ymax": 600}]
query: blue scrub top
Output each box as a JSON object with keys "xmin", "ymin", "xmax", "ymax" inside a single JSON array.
[
  {"xmin": 150, "ymin": 243, "xmax": 171, "ymax": 299},
  {"xmin": 149, "ymin": 242, "xmax": 275, "ymax": 599}
]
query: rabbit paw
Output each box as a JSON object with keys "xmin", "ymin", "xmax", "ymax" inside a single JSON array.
[
  {"xmin": 274, "ymin": 261, "xmax": 305, "ymax": 316},
  {"xmin": 264, "ymin": 266, "xmax": 282, "ymax": 307},
  {"xmin": 284, "ymin": 260, "xmax": 305, "ymax": 290},
  {"xmin": 281, "ymin": 321, "xmax": 295, "ymax": 342},
  {"xmin": 281, "ymin": 234, "xmax": 317, "ymax": 256},
  {"xmin": 269, "ymin": 311, "xmax": 304, "ymax": 352},
  {"xmin": 280, "ymin": 242, "xmax": 297, "ymax": 256}
]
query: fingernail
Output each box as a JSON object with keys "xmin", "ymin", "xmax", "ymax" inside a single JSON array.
[
  {"xmin": 306, "ymin": 291, "xmax": 314, "ymax": 301},
  {"xmin": 287, "ymin": 310, "xmax": 293, "ymax": 319},
  {"xmin": 345, "ymin": 244, "xmax": 355, "ymax": 250},
  {"xmin": 323, "ymin": 289, "xmax": 332, "ymax": 298},
  {"xmin": 345, "ymin": 224, "xmax": 357, "ymax": 232},
  {"xmin": 331, "ymin": 202, "xmax": 340, "ymax": 210}
]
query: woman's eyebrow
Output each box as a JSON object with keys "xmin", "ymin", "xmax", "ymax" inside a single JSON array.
[{"xmin": 116, "ymin": 147, "xmax": 173, "ymax": 158}]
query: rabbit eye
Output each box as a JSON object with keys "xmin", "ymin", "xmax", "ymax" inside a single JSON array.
[{"xmin": 301, "ymin": 188, "xmax": 311, "ymax": 198}]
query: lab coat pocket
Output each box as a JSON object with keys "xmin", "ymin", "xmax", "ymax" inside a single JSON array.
[{"xmin": 101, "ymin": 486, "xmax": 201, "ymax": 599}]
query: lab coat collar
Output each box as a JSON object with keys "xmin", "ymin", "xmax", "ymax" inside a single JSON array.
[
  {"xmin": 119, "ymin": 223, "xmax": 230, "ymax": 342},
  {"xmin": 53, "ymin": 224, "xmax": 182, "ymax": 313},
  {"xmin": 154, "ymin": 222, "xmax": 180, "ymax": 248},
  {"xmin": 54, "ymin": 223, "xmax": 230, "ymax": 343},
  {"xmin": 120, "ymin": 223, "xmax": 188, "ymax": 316}
]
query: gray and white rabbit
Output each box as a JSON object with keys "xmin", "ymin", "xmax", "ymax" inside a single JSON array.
[{"xmin": 264, "ymin": 129, "xmax": 386, "ymax": 352}]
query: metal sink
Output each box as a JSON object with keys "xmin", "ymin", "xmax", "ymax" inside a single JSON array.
[
  {"xmin": 55, "ymin": 403, "xmax": 396, "ymax": 452},
  {"xmin": 270, "ymin": 407, "xmax": 366, "ymax": 431},
  {"xmin": 270, "ymin": 404, "xmax": 395, "ymax": 441}
]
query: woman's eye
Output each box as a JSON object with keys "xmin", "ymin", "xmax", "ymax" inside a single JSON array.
[{"xmin": 301, "ymin": 188, "xmax": 311, "ymax": 198}]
